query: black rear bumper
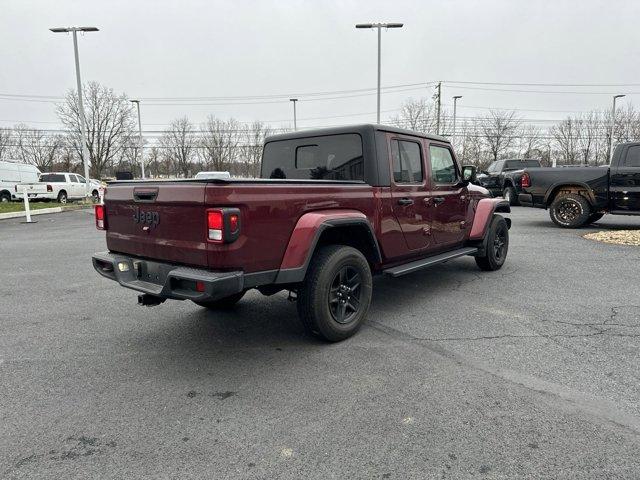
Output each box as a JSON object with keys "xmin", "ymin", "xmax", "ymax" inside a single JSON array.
[{"xmin": 92, "ymin": 251, "xmax": 243, "ymax": 302}]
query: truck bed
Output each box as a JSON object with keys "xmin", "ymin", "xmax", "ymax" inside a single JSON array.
[
  {"xmin": 104, "ymin": 180, "xmax": 377, "ymax": 273},
  {"xmin": 521, "ymin": 166, "xmax": 610, "ymax": 208}
]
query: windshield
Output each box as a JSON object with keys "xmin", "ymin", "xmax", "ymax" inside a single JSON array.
[{"xmin": 486, "ymin": 161, "xmax": 501, "ymax": 173}]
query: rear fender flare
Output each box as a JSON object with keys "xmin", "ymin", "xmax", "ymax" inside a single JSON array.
[
  {"xmin": 275, "ymin": 210, "xmax": 381, "ymax": 284},
  {"xmin": 544, "ymin": 182, "xmax": 595, "ymax": 206},
  {"xmin": 469, "ymin": 198, "xmax": 510, "ymax": 241}
]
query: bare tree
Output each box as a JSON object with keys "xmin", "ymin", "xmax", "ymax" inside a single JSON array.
[
  {"xmin": 390, "ymin": 97, "xmax": 443, "ymax": 134},
  {"xmin": 551, "ymin": 117, "xmax": 581, "ymax": 165},
  {"xmin": 239, "ymin": 121, "xmax": 273, "ymax": 177},
  {"xmin": 518, "ymin": 124, "xmax": 543, "ymax": 158},
  {"xmin": 481, "ymin": 110, "xmax": 520, "ymax": 162},
  {"xmin": 0, "ymin": 128, "xmax": 14, "ymax": 161},
  {"xmin": 13, "ymin": 124, "xmax": 63, "ymax": 171},
  {"xmin": 145, "ymin": 146, "xmax": 162, "ymax": 178},
  {"xmin": 159, "ymin": 117, "xmax": 196, "ymax": 177},
  {"xmin": 199, "ymin": 117, "xmax": 242, "ymax": 171},
  {"xmin": 57, "ymin": 81, "xmax": 136, "ymax": 178},
  {"xmin": 54, "ymin": 140, "xmax": 79, "ymax": 173}
]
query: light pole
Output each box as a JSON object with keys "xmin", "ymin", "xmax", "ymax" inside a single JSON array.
[
  {"xmin": 608, "ymin": 94, "xmax": 625, "ymax": 163},
  {"xmin": 452, "ymin": 95, "xmax": 462, "ymax": 147},
  {"xmin": 289, "ymin": 98, "xmax": 298, "ymax": 131},
  {"xmin": 356, "ymin": 22, "xmax": 403, "ymax": 124},
  {"xmin": 130, "ymin": 100, "xmax": 145, "ymax": 178},
  {"xmin": 50, "ymin": 26, "xmax": 98, "ymax": 197}
]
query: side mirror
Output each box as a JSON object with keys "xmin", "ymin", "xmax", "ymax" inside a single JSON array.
[{"xmin": 462, "ymin": 165, "xmax": 477, "ymax": 183}]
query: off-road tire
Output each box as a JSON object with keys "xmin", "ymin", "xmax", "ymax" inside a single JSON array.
[
  {"xmin": 503, "ymin": 186, "xmax": 519, "ymax": 206},
  {"xmin": 587, "ymin": 212, "xmax": 604, "ymax": 224},
  {"xmin": 297, "ymin": 245, "xmax": 373, "ymax": 342},
  {"xmin": 193, "ymin": 291, "xmax": 246, "ymax": 309},
  {"xmin": 475, "ymin": 215, "xmax": 509, "ymax": 271},
  {"xmin": 549, "ymin": 193, "xmax": 591, "ymax": 228},
  {"xmin": 57, "ymin": 190, "xmax": 68, "ymax": 204}
]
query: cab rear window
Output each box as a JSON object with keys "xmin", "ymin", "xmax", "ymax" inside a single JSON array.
[
  {"xmin": 261, "ymin": 134, "xmax": 364, "ymax": 180},
  {"xmin": 40, "ymin": 174, "xmax": 66, "ymax": 182}
]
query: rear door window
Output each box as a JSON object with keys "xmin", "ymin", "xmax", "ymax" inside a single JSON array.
[
  {"xmin": 261, "ymin": 134, "xmax": 364, "ymax": 180},
  {"xmin": 391, "ymin": 140, "xmax": 423, "ymax": 183}
]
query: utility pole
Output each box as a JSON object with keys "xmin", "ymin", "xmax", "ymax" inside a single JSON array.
[
  {"xmin": 452, "ymin": 95, "xmax": 462, "ymax": 147},
  {"xmin": 130, "ymin": 100, "xmax": 145, "ymax": 178},
  {"xmin": 608, "ymin": 94, "xmax": 625, "ymax": 163},
  {"xmin": 290, "ymin": 98, "xmax": 298, "ymax": 131},
  {"xmin": 356, "ymin": 22, "xmax": 404, "ymax": 123},
  {"xmin": 435, "ymin": 82, "xmax": 442, "ymax": 135},
  {"xmin": 50, "ymin": 26, "xmax": 99, "ymax": 197}
]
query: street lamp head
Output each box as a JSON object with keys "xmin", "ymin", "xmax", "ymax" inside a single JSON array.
[
  {"xmin": 289, "ymin": 98, "xmax": 298, "ymax": 102},
  {"xmin": 453, "ymin": 95, "xmax": 463, "ymax": 100},
  {"xmin": 614, "ymin": 94, "xmax": 626, "ymax": 99},
  {"xmin": 130, "ymin": 99, "xmax": 140, "ymax": 104},
  {"xmin": 356, "ymin": 22, "xmax": 403, "ymax": 29},
  {"xmin": 50, "ymin": 26, "xmax": 99, "ymax": 33}
]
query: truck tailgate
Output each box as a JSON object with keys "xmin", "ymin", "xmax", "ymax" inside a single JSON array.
[{"xmin": 104, "ymin": 183, "xmax": 208, "ymax": 267}]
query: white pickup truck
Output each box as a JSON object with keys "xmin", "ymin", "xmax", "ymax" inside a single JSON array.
[{"xmin": 15, "ymin": 172, "xmax": 98, "ymax": 203}]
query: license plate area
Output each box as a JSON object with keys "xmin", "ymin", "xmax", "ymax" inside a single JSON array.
[{"xmin": 135, "ymin": 261, "xmax": 164, "ymax": 285}]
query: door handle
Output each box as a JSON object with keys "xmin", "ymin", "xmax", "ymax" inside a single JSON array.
[
  {"xmin": 397, "ymin": 198, "xmax": 414, "ymax": 206},
  {"xmin": 433, "ymin": 197, "xmax": 446, "ymax": 205}
]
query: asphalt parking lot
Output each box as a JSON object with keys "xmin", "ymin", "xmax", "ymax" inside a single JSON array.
[{"xmin": 1, "ymin": 207, "xmax": 640, "ymax": 479}]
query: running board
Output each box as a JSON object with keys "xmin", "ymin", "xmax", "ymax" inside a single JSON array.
[{"xmin": 383, "ymin": 247, "xmax": 479, "ymax": 277}]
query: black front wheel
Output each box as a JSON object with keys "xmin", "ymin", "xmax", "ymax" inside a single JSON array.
[
  {"xmin": 297, "ymin": 245, "xmax": 373, "ymax": 342},
  {"xmin": 475, "ymin": 215, "xmax": 509, "ymax": 271},
  {"xmin": 503, "ymin": 186, "xmax": 519, "ymax": 206}
]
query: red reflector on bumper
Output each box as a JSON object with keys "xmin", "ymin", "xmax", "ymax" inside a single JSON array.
[{"xmin": 195, "ymin": 281, "xmax": 206, "ymax": 292}]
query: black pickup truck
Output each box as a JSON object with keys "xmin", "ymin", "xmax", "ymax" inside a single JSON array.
[
  {"xmin": 476, "ymin": 159, "xmax": 542, "ymax": 205},
  {"xmin": 519, "ymin": 142, "xmax": 640, "ymax": 228}
]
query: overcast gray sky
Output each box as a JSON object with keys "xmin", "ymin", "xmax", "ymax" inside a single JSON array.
[{"xmin": 1, "ymin": 0, "xmax": 639, "ymax": 132}]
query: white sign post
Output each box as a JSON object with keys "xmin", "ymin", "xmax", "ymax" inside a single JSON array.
[{"xmin": 21, "ymin": 186, "xmax": 37, "ymax": 224}]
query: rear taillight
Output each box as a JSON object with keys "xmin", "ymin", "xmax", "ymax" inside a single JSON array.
[
  {"xmin": 46, "ymin": 184, "xmax": 53, "ymax": 192},
  {"xmin": 521, "ymin": 172, "xmax": 531, "ymax": 188},
  {"xmin": 206, "ymin": 208, "xmax": 241, "ymax": 244},
  {"xmin": 95, "ymin": 204, "xmax": 106, "ymax": 230},
  {"xmin": 207, "ymin": 210, "xmax": 224, "ymax": 242}
]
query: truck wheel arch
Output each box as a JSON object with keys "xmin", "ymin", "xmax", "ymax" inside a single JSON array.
[
  {"xmin": 275, "ymin": 210, "xmax": 382, "ymax": 284},
  {"xmin": 469, "ymin": 198, "xmax": 511, "ymax": 241},
  {"xmin": 545, "ymin": 183, "xmax": 595, "ymax": 206}
]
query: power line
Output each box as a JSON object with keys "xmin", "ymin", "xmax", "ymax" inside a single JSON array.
[
  {"xmin": 447, "ymin": 85, "xmax": 640, "ymax": 95},
  {"xmin": 444, "ymin": 80, "xmax": 640, "ymax": 87}
]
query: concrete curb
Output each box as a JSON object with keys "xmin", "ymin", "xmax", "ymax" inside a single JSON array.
[{"xmin": 0, "ymin": 204, "xmax": 92, "ymax": 220}]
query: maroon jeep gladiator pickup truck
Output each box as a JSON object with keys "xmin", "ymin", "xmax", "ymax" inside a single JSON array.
[{"xmin": 92, "ymin": 124, "xmax": 510, "ymax": 341}]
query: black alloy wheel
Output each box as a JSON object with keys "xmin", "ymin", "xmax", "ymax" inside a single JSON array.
[
  {"xmin": 328, "ymin": 266, "xmax": 362, "ymax": 324},
  {"xmin": 492, "ymin": 222, "xmax": 508, "ymax": 262}
]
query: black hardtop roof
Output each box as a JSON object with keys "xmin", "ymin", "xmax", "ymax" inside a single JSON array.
[{"xmin": 264, "ymin": 124, "xmax": 449, "ymax": 144}]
